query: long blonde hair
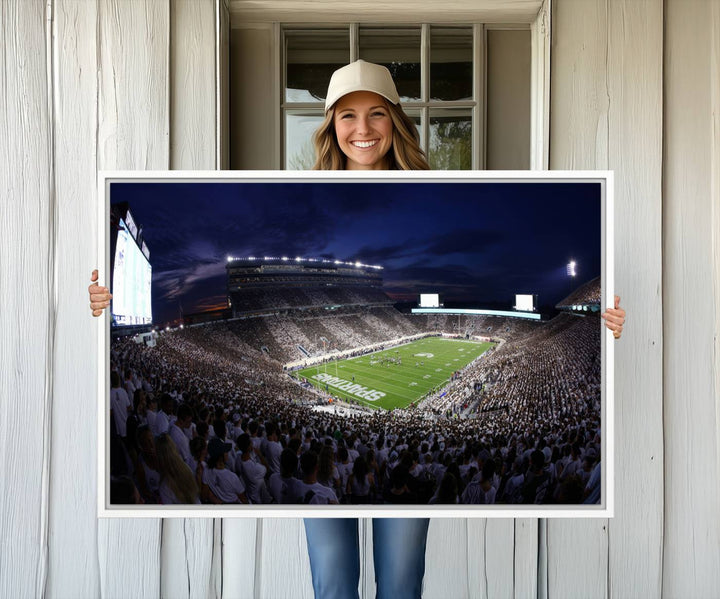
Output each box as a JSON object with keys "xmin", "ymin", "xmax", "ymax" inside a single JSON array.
[
  {"xmin": 156, "ymin": 434, "xmax": 199, "ymax": 504},
  {"xmin": 312, "ymin": 100, "xmax": 430, "ymax": 171}
]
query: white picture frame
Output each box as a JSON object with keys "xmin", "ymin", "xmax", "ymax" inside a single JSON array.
[{"xmin": 97, "ymin": 170, "xmax": 614, "ymax": 518}]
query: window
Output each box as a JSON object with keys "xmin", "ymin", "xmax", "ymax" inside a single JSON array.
[
  {"xmin": 283, "ymin": 25, "xmax": 499, "ymax": 171},
  {"xmin": 228, "ymin": 22, "xmax": 533, "ymax": 170}
]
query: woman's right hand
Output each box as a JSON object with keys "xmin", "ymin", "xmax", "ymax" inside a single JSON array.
[{"xmin": 89, "ymin": 269, "xmax": 112, "ymax": 317}]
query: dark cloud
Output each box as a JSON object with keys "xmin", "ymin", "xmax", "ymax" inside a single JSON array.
[
  {"xmin": 351, "ymin": 241, "xmax": 421, "ymax": 263},
  {"xmin": 110, "ymin": 180, "xmax": 602, "ymax": 324},
  {"xmin": 425, "ymin": 228, "xmax": 506, "ymax": 256},
  {"xmin": 313, "ymin": 185, "xmax": 395, "ymax": 215}
]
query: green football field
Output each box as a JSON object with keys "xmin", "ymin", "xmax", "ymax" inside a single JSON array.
[{"xmin": 294, "ymin": 337, "xmax": 495, "ymax": 411}]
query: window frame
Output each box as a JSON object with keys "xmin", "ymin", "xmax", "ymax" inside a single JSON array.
[
  {"xmin": 281, "ymin": 23, "xmax": 487, "ymax": 170},
  {"xmin": 266, "ymin": 2, "xmax": 550, "ymax": 171}
]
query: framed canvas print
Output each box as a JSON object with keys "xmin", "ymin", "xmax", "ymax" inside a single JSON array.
[{"xmin": 97, "ymin": 170, "xmax": 614, "ymax": 518}]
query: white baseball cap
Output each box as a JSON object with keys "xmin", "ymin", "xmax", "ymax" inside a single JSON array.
[{"xmin": 324, "ymin": 60, "xmax": 400, "ymax": 112}]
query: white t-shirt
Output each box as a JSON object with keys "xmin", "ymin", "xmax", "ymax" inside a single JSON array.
[
  {"xmin": 263, "ymin": 441, "xmax": 283, "ymax": 474},
  {"xmin": 236, "ymin": 456, "xmax": 271, "ymax": 504},
  {"xmin": 153, "ymin": 411, "xmax": 170, "ymax": 436},
  {"xmin": 169, "ymin": 423, "xmax": 192, "ymax": 468},
  {"xmin": 297, "ymin": 481, "xmax": 338, "ymax": 505},
  {"xmin": 110, "ymin": 386, "xmax": 131, "ymax": 438},
  {"xmin": 268, "ymin": 473, "xmax": 303, "ymax": 504},
  {"xmin": 203, "ymin": 467, "xmax": 245, "ymax": 503},
  {"xmin": 336, "ymin": 460, "xmax": 353, "ymax": 489},
  {"xmin": 124, "ymin": 379, "xmax": 136, "ymax": 398},
  {"xmin": 145, "ymin": 409, "xmax": 157, "ymax": 433},
  {"xmin": 461, "ymin": 479, "xmax": 497, "ymax": 504}
]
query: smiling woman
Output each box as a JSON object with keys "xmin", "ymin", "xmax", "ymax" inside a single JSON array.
[
  {"xmin": 301, "ymin": 59, "xmax": 433, "ymax": 599},
  {"xmin": 333, "ymin": 91, "xmax": 394, "ymax": 170},
  {"xmin": 311, "ymin": 60, "xmax": 430, "ymax": 171}
]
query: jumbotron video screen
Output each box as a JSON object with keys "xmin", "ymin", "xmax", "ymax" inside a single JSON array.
[{"xmin": 112, "ymin": 218, "xmax": 152, "ymax": 326}]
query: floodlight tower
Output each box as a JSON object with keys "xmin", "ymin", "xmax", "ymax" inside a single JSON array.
[{"xmin": 567, "ymin": 260, "xmax": 577, "ymax": 277}]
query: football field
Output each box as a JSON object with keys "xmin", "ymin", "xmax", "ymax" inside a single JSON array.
[{"xmin": 294, "ymin": 337, "xmax": 495, "ymax": 411}]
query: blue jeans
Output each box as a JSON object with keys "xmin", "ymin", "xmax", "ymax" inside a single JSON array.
[{"xmin": 303, "ymin": 518, "xmax": 430, "ymax": 599}]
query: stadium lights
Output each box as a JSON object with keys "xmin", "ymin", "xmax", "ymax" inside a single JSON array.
[
  {"xmin": 226, "ymin": 255, "xmax": 384, "ymax": 270},
  {"xmin": 567, "ymin": 260, "xmax": 577, "ymax": 277}
]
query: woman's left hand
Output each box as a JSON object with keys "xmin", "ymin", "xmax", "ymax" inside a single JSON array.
[{"xmin": 602, "ymin": 295, "xmax": 626, "ymax": 339}]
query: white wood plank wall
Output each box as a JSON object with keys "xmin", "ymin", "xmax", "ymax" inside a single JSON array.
[
  {"xmin": 549, "ymin": 5, "xmax": 611, "ymax": 596},
  {"xmin": 0, "ymin": 2, "xmax": 53, "ymax": 598},
  {"xmin": 549, "ymin": 2, "xmax": 664, "ymax": 599},
  {"xmin": 48, "ymin": 0, "xmax": 101, "ymax": 596},
  {"xmin": 95, "ymin": 0, "xmax": 168, "ymax": 595},
  {"xmin": 1, "ymin": 1, "xmax": 719, "ymax": 597},
  {"xmin": 663, "ymin": 1, "xmax": 720, "ymax": 596}
]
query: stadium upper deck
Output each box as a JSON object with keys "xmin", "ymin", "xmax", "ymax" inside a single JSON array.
[
  {"xmin": 226, "ymin": 257, "xmax": 383, "ymax": 289},
  {"xmin": 226, "ymin": 257, "xmax": 387, "ymax": 317},
  {"xmin": 555, "ymin": 277, "xmax": 601, "ymax": 313}
]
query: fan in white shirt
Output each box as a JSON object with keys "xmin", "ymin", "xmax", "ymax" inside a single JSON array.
[
  {"xmin": 203, "ymin": 437, "xmax": 248, "ymax": 504},
  {"xmin": 235, "ymin": 433, "xmax": 273, "ymax": 504},
  {"xmin": 297, "ymin": 451, "xmax": 338, "ymax": 505},
  {"xmin": 110, "ymin": 371, "xmax": 132, "ymax": 439},
  {"xmin": 268, "ymin": 449, "xmax": 304, "ymax": 504}
]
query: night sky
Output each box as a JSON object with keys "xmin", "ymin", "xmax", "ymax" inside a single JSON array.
[{"xmin": 110, "ymin": 181, "xmax": 601, "ymax": 325}]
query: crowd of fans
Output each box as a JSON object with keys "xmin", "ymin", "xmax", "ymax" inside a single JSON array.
[
  {"xmin": 229, "ymin": 285, "xmax": 391, "ymax": 314},
  {"xmin": 109, "ymin": 304, "xmax": 603, "ymax": 507},
  {"xmin": 555, "ymin": 276, "xmax": 602, "ymax": 309}
]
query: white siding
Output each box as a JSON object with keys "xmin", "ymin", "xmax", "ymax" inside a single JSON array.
[
  {"xmin": 0, "ymin": 1, "xmax": 52, "ymax": 598},
  {"xmin": 48, "ymin": 0, "xmax": 102, "ymax": 596},
  {"xmin": 605, "ymin": 1, "xmax": 665, "ymax": 596},
  {"xmin": 548, "ymin": 1, "xmax": 664, "ymax": 597},
  {"xmin": 549, "ymin": 4, "xmax": 611, "ymax": 591},
  {"xmin": 663, "ymin": 1, "xmax": 720, "ymax": 596},
  {"xmin": 96, "ymin": 0, "xmax": 169, "ymax": 594}
]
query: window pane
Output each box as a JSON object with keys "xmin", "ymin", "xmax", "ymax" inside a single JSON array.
[
  {"xmin": 285, "ymin": 112, "xmax": 324, "ymax": 170},
  {"xmin": 430, "ymin": 27, "xmax": 473, "ymax": 101},
  {"xmin": 429, "ymin": 109, "xmax": 472, "ymax": 170},
  {"xmin": 286, "ymin": 30, "xmax": 349, "ymax": 103},
  {"xmin": 359, "ymin": 28, "xmax": 421, "ymax": 102},
  {"xmin": 402, "ymin": 109, "xmax": 423, "ymax": 148}
]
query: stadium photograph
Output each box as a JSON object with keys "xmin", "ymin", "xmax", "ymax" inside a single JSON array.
[{"xmin": 104, "ymin": 175, "xmax": 607, "ymax": 512}]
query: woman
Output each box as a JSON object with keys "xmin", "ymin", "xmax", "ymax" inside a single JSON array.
[
  {"xmin": 134, "ymin": 425, "xmax": 161, "ymax": 503},
  {"xmin": 155, "ymin": 433, "xmax": 200, "ymax": 504},
  {"xmin": 89, "ymin": 60, "xmax": 626, "ymax": 598},
  {"xmin": 347, "ymin": 454, "xmax": 375, "ymax": 504},
  {"xmin": 301, "ymin": 60, "xmax": 433, "ymax": 599},
  {"xmin": 317, "ymin": 445, "xmax": 341, "ymax": 498}
]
